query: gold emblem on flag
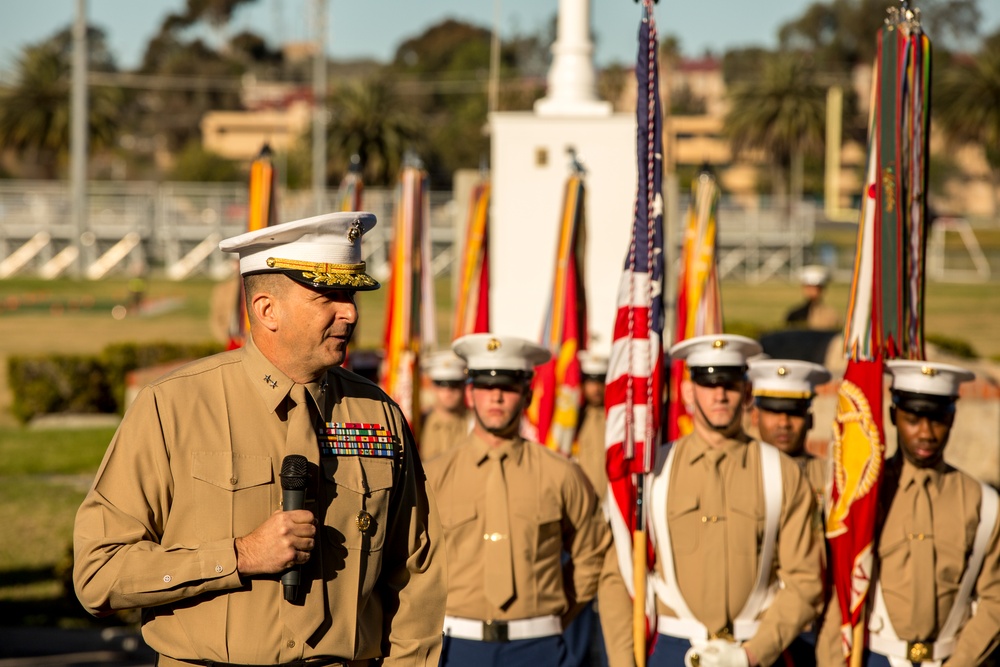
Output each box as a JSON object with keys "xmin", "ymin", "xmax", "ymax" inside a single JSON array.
[{"xmin": 827, "ymin": 379, "xmax": 883, "ymax": 539}]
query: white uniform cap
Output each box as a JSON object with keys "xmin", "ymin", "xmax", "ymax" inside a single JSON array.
[
  {"xmin": 748, "ymin": 359, "xmax": 832, "ymax": 399},
  {"xmin": 423, "ymin": 351, "xmax": 467, "ymax": 383},
  {"xmin": 578, "ymin": 350, "xmax": 609, "ymax": 377},
  {"xmin": 886, "ymin": 360, "xmax": 974, "ymax": 398},
  {"xmin": 800, "ymin": 264, "xmax": 830, "ymax": 287},
  {"xmin": 219, "ymin": 211, "xmax": 378, "ymax": 290},
  {"xmin": 452, "ymin": 333, "xmax": 551, "ymax": 383},
  {"xmin": 669, "ymin": 334, "xmax": 762, "ymax": 369}
]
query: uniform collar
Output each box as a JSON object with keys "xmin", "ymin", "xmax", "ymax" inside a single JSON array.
[
  {"xmin": 470, "ymin": 431, "xmax": 526, "ymax": 466},
  {"xmin": 241, "ymin": 336, "xmax": 324, "ymax": 414},
  {"xmin": 685, "ymin": 430, "xmax": 752, "ymax": 466},
  {"xmin": 899, "ymin": 456, "xmax": 945, "ymax": 491}
]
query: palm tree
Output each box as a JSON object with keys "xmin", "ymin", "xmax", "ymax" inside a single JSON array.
[
  {"xmin": 0, "ymin": 34, "xmax": 122, "ymax": 178},
  {"xmin": 933, "ymin": 37, "xmax": 1000, "ymax": 220},
  {"xmin": 724, "ymin": 53, "xmax": 827, "ymax": 203},
  {"xmin": 326, "ymin": 76, "xmax": 419, "ymax": 186}
]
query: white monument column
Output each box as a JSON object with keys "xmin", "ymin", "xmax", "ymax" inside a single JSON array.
[{"xmin": 534, "ymin": 0, "xmax": 612, "ymax": 117}]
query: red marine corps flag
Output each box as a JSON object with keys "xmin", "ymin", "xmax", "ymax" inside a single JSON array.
[
  {"xmin": 827, "ymin": 4, "xmax": 930, "ymax": 664},
  {"xmin": 604, "ymin": 1, "xmax": 664, "ymax": 663}
]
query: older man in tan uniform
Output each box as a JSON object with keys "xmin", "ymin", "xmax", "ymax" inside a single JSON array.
[
  {"xmin": 418, "ymin": 350, "xmax": 471, "ymax": 461},
  {"xmin": 74, "ymin": 212, "xmax": 446, "ymax": 667},
  {"xmin": 818, "ymin": 360, "xmax": 1000, "ymax": 667},
  {"xmin": 425, "ymin": 333, "xmax": 610, "ymax": 667},
  {"xmin": 600, "ymin": 334, "xmax": 823, "ymax": 667}
]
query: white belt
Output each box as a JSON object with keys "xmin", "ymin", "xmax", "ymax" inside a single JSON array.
[
  {"xmin": 657, "ymin": 615, "xmax": 759, "ymax": 643},
  {"xmin": 443, "ymin": 614, "xmax": 562, "ymax": 642},
  {"xmin": 868, "ymin": 634, "xmax": 955, "ymax": 664}
]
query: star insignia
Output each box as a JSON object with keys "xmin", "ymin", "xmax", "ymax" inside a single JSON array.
[{"xmin": 263, "ymin": 374, "xmax": 278, "ymax": 389}]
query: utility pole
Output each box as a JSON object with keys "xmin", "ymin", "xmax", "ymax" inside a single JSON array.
[
  {"xmin": 71, "ymin": 0, "xmax": 89, "ymax": 276},
  {"xmin": 312, "ymin": 0, "xmax": 328, "ymax": 215},
  {"xmin": 488, "ymin": 0, "xmax": 501, "ymax": 114}
]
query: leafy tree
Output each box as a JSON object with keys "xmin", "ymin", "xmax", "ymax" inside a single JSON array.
[
  {"xmin": 934, "ymin": 31, "xmax": 1000, "ymax": 219},
  {"xmin": 724, "ymin": 53, "xmax": 827, "ymax": 199},
  {"xmin": 0, "ymin": 26, "xmax": 123, "ymax": 178},
  {"xmin": 168, "ymin": 140, "xmax": 242, "ymax": 181}
]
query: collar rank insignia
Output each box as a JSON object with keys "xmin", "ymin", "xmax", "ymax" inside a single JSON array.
[
  {"xmin": 320, "ymin": 422, "xmax": 398, "ymax": 458},
  {"xmin": 263, "ymin": 375, "xmax": 278, "ymax": 389}
]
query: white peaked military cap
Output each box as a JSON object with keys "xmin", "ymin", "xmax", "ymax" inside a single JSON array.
[
  {"xmin": 453, "ymin": 333, "xmax": 551, "ymax": 385},
  {"xmin": 423, "ymin": 350, "xmax": 467, "ymax": 383},
  {"xmin": 886, "ymin": 360, "xmax": 974, "ymax": 398},
  {"xmin": 800, "ymin": 264, "xmax": 831, "ymax": 287},
  {"xmin": 219, "ymin": 211, "xmax": 379, "ymax": 291},
  {"xmin": 669, "ymin": 334, "xmax": 762, "ymax": 369},
  {"xmin": 748, "ymin": 359, "xmax": 832, "ymax": 399},
  {"xmin": 578, "ymin": 350, "xmax": 609, "ymax": 378}
]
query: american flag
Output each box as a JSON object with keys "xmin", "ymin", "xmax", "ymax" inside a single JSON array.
[{"xmin": 604, "ymin": 1, "xmax": 664, "ymax": 662}]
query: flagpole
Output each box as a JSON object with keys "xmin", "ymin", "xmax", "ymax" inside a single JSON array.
[{"xmin": 633, "ymin": 480, "xmax": 647, "ymax": 667}]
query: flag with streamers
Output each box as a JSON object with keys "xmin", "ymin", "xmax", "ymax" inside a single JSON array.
[
  {"xmin": 828, "ymin": 7, "xmax": 930, "ymax": 664},
  {"xmin": 666, "ymin": 170, "xmax": 724, "ymax": 441},
  {"xmin": 227, "ymin": 144, "xmax": 277, "ymax": 350},
  {"xmin": 380, "ymin": 163, "xmax": 436, "ymax": 432},
  {"xmin": 605, "ymin": 2, "xmax": 664, "ymax": 663},
  {"xmin": 453, "ymin": 180, "xmax": 491, "ymax": 338},
  {"xmin": 337, "ymin": 155, "xmax": 364, "ymax": 212},
  {"xmin": 527, "ymin": 171, "xmax": 588, "ymax": 457}
]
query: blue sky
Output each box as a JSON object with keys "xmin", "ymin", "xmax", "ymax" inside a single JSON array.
[{"xmin": 2, "ymin": 0, "xmax": 999, "ymax": 73}]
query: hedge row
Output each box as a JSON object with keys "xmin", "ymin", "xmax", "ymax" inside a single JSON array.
[{"xmin": 8, "ymin": 341, "xmax": 223, "ymax": 424}]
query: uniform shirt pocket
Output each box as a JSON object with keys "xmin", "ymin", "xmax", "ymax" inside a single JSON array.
[
  {"xmin": 514, "ymin": 503, "xmax": 563, "ymax": 561},
  {"xmin": 667, "ymin": 493, "xmax": 701, "ymax": 556},
  {"xmin": 190, "ymin": 452, "xmax": 273, "ymax": 538},
  {"xmin": 321, "ymin": 457, "xmax": 394, "ymax": 553},
  {"xmin": 730, "ymin": 502, "xmax": 765, "ymax": 557}
]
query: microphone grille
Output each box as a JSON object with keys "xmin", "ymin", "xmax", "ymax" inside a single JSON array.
[{"xmin": 280, "ymin": 455, "xmax": 309, "ymax": 490}]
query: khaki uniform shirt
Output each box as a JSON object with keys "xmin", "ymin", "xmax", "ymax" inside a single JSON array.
[
  {"xmin": 419, "ymin": 409, "xmax": 470, "ymax": 462},
  {"xmin": 817, "ymin": 456, "xmax": 1000, "ymax": 667},
  {"xmin": 424, "ymin": 432, "xmax": 610, "ymax": 623},
  {"xmin": 599, "ymin": 432, "xmax": 823, "ymax": 667},
  {"xmin": 575, "ymin": 407, "xmax": 608, "ymax": 504},
  {"xmin": 73, "ymin": 338, "xmax": 446, "ymax": 665}
]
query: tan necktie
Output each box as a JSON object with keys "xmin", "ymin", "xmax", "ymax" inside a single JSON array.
[
  {"xmin": 702, "ymin": 447, "xmax": 728, "ymax": 632},
  {"xmin": 282, "ymin": 383, "xmax": 325, "ymax": 641},
  {"xmin": 484, "ymin": 448, "xmax": 514, "ymax": 609},
  {"xmin": 910, "ymin": 469, "xmax": 936, "ymax": 639}
]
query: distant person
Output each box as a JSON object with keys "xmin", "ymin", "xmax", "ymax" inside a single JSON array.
[
  {"xmin": 575, "ymin": 350, "xmax": 610, "ymax": 504},
  {"xmin": 74, "ymin": 212, "xmax": 447, "ymax": 666},
  {"xmin": 425, "ymin": 333, "xmax": 610, "ymax": 667},
  {"xmin": 419, "ymin": 349, "xmax": 471, "ymax": 460},
  {"xmin": 747, "ymin": 357, "xmax": 833, "ymax": 667},
  {"xmin": 785, "ymin": 265, "xmax": 841, "ymax": 331},
  {"xmin": 817, "ymin": 360, "xmax": 1000, "ymax": 666}
]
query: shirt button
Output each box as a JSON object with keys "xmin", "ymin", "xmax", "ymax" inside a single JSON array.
[
  {"xmin": 215, "ymin": 565, "xmax": 223, "ymax": 573},
  {"xmin": 286, "ymin": 640, "xmax": 296, "ymax": 649},
  {"xmin": 230, "ymin": 477, "xmax": 238, "ymax": 485},
  {"xmin": 163, "ymin": 575, "xmax": 172, "ymax": 583}
]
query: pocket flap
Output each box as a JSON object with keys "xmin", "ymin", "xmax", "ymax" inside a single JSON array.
[
  {"xmin": 667, "ymin": 491, "xmax": 700, "ymax": 519},
  {"xmin": 192, "ymin": 452, "xmax": 272, "ymax": 491},
  {"xmin": 322, "ymin": 457, "xmax": 394, "ymax": 495}
]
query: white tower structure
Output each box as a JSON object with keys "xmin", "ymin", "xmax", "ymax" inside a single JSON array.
[{"xmin": 489, "ymin": 0, "xmax": 637, "ymax": 353}]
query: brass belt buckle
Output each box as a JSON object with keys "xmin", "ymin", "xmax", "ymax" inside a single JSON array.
[
  {"xmin": 907, "ymin": 642, "xmax": 930, "ymax": 662},
  {"xmin": 709, "ymin": 627, "xmax": 734, "ymax": 641},
  {"xmin": 482, "ymin": 620, "xmax": 509, "ymax": 642}
]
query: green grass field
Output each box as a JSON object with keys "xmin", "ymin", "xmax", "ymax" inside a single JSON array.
[{"xmin": 1, "ymin": 272, "xmax": 998, "ymax": 626}]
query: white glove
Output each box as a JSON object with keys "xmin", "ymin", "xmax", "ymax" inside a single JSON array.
[{"xmin": 684, "ymin": 639, "xmax": 749, "ymax": 667}]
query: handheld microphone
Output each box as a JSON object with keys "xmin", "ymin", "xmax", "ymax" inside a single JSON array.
[{"xmin": 279, "ymin": 454, "xmax": 309, "ymax": 602}]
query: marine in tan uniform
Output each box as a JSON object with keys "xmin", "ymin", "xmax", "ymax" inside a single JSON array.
[
  {"xmin": 785, "ymin": 265, "xmax": 841, "ymax": 331},
  {"xmin": 748, "ymin": 358, "xmax": 833, "ymax": 509},
  {"xmin": 424, "ymin": 333, "xmax": 611, "ymax": 667},
  {"xmin": 575, "ymin": 350, "xmax": 609, "ymax": 504},
  {"xmin": 73, "ymin": 212, "xmax": 446, "ymax": 667},
  {"xmin": 418, "ymin": 350, "xmax": 471, "ymax": 461},
  {"xmin": 817, "ymin": 360, "xmax": 1000, "ymax": 667},
  {"xmin": 600, "ymin": 334, "xmax": 823, "ymax": 667}
]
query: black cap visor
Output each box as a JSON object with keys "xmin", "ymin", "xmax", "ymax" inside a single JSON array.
[
  {"xmin": 690, "ymin": 365, "xmax": 746, "ymax": 387},
  {"xmin": 469, "ymin": 368, "xmax": 532, "ymax": 389},
  {"xmin": 755, "ymin": 396, "xmax": 811, "ymax": 415},
  {"xmin": 892, "ymin": 390, "xmax": 956, "ymax": 418}
]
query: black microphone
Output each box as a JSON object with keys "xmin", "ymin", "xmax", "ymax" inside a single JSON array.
[{"xmin": 279, "ymin": 454, "xmax": 309, "ymax": 602}]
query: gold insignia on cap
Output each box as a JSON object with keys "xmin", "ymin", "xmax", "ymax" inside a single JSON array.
[
  {"xmin": 487, "ymin": 338, "xmax": 502, "ymax": 351},
  {"xmin": 356, "ymin": 510, "xmax": 372, "ymax": 533},
  {"xmin": 777, "ymin": 367, "xmax": 787, "ymax": 376},
  {"xmin": 921, "ymin": 366, "xmax": 937, "ymax": 376},
  {"xmin": 347, "ymin": 219, "xmax": 363, "ymax": 242},
  {"xmin": 265, "ymin": 257, "xmax": 378, "ymax": 289},
  {"xmin": 712, "ymin": 339, "xmax": 726, "ymax": 349}
]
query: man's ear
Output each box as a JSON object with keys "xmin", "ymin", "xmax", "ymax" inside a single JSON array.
[
  {"xmin": 250, "ymin": 291, "xmax": 279, "ymax": 332},
  {"xmin": 750, "ymin": 407, "xmax": 760, "ymax": 428},
  {"xmin": 680, "ymin": 379, "xmax": 694, "ymax": 411},
  {"xmin": 464, "ymin": 383, "xmax": 475, "ymax": 406}
]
